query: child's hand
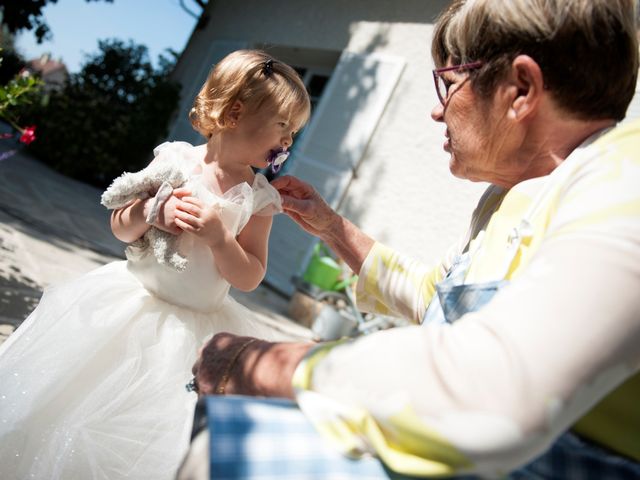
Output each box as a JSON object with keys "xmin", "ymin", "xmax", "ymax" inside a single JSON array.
[
  {"xmin": 174, "ymin": 197, "xmax": 227, "ymax": 247},
  {"xmin": 147, "ymin": 188, "xmax": 191, "ymax": 235}
]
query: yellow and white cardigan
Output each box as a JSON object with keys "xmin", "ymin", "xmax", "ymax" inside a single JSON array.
[{"xmin": 293, "ymin": 120, "xmax": 640, "ymax": 477}]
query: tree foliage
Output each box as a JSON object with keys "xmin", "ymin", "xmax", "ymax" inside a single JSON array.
[
  {"xmin": 0, "ymin": 68, "xmax": 41, "ymax": 125},
  {"xmin": 0, "ymin": 0, "xmax": 113, "ymax": 43},
  {"xmin": 20, "ymin": 39, "xmax": 181, "ymax": 187}
]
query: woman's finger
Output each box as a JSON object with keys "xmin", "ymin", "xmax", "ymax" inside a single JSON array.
[{"xmin": 281, "ymin": 195, "xmax": 314, "ymax": 216}]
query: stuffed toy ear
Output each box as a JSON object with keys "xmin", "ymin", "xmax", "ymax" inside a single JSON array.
[
  {"xmin": 101, "ymin": 159, "xmax": 188, "ymax": 209},
  {"xmin": 101, "ymin": 171, "xmax": 149, "ymax": 209}
]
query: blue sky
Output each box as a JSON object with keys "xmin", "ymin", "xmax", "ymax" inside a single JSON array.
[{"xmin": 15, "ymin": 0, "xmax": 200, "ymax": 73}]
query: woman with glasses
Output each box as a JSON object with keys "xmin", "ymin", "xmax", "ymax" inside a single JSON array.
[{"xmin": 181, "ymin": 1, "xmax": 640, "ymax": 478}]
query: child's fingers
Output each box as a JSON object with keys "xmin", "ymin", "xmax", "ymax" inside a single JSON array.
[
  {"xmin": 173, "ymin": 188, "xmax": 192, "ymax": 198},
  {"xmin": 175, "ymin": 210, "xmax": 203, "ymax": 230},
  {"xmin": 176, "ymin": 201, "xmax": 200, "ymax": 216},
  {"xmin": 180, "ymin": 196, "xmax": 204, "ymax": 208},
  {"xmin": 175, "ymin": 209, "xmax": 196, "ymax": 224},
  {"xmin": 175, "ymin": 216, "xmax": 202, "ymax": 232},
  {"xmin": 174, "ymin": 217, "xmax": 194, "ymax": 232}
]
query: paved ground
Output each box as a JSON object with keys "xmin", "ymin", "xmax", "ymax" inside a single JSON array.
[{"xmin": 0, "ymin": 145, "xmax": 313, "ymax": 346}]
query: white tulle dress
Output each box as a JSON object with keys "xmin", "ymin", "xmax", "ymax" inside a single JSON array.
[{"xmin": 0, "ymin": 142, "xmax": 290, "ymax": 480}]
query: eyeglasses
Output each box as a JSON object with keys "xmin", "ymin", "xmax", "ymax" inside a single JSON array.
[{"xmin": 432, "ymin": 61, "xmax": 483, "ymax": 106}]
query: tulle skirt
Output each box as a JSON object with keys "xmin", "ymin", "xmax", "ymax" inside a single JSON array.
[{"xmin": 0, "ymin": 261, "xmax": 287, "ymax": 480}]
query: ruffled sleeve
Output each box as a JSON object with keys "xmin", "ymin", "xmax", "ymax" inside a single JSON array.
[
  {"xmin": 218, "ymin": 182, "xmax": 255, "ymax": 235},
  {"xmin": 251, "ymin": 174, "xmax": 283, "ymax": 216}
]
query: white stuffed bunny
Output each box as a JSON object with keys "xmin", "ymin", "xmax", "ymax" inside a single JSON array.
[{"xmin": 101, "ymin": 145, "xmax": 192, "ymax": 271}]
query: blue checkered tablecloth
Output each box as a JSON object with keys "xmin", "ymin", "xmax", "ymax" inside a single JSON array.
[
  {"xmin": 196, "ymin": 396, "xmax": 640, "ymax": 479},
  {"xmin": 203, "ymin": 396, "xmax": 427, "ymax": 480}
]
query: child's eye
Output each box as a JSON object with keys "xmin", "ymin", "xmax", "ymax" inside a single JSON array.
[{"xmin": 278, "ymin": 122, "xmax": 287, "ymax": 127}]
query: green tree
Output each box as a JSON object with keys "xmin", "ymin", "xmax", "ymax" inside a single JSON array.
[
  {"xmin": 0, "ymin": 0, "xmax": 113, "ymax": 43},
  {"xmin": 22, "ymin": 39, "xmax": 180, "ymax": 187}
]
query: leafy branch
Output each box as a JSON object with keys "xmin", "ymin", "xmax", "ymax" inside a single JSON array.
[{"xmin": 0, "ymin": 71, "xmax": 42, "ymax": 130}]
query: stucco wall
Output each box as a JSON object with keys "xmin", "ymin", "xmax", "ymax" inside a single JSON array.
[{"xmin": 172, "ymin": 0, "xmax": 488, "ymax": 267}]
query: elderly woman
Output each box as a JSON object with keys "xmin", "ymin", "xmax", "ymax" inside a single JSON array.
[{"xmin": 181, "ymin": 0, "xmax": 640, "ymax": 478}]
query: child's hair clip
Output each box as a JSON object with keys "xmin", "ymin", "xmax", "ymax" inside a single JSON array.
[
  {"xmin": 267, "ymin": 148, "xmax": 289, "ymax": 174},
  {"xmin": 262, "ymin": 59, "xmax": 274, "ymax": 77}
]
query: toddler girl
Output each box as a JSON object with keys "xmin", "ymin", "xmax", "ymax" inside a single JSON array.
[{"xmin": 0, "ymin": 50, "xmax": 310, "ymax": 480}]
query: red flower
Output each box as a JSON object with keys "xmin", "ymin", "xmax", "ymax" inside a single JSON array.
[{"xmin": 19, "ymin": 125, "xmax": 36, "ymax": 145}]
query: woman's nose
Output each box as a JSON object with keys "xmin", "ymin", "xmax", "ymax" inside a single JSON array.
[{"xmin": 431, "ymin": 102, "xmax": 444, "ymax": 122}]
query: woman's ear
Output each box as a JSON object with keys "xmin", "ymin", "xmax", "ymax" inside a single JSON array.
[{"xmin": 508, "ymin": 55, "xmax": 544, "ymax": 121}]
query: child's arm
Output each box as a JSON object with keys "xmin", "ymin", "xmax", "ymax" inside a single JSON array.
[
  {"xmin": 110, "ymin": 188, "xmax": 190, "ymax": 243},
  {"xmin": 174, "ymin": 197, "xmax": 271, "ymax": 291},
  {"xmin": 224, "ymin": 214, "xmax": 272, "ymax": 291}
]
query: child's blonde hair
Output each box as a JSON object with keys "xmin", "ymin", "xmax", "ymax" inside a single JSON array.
[{"xmin": 190, "ymin": 50, "xmax": 311, "ymax": 139}]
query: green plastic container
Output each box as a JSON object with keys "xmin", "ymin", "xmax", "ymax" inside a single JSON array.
[{"xmin": 302, "ymin": 243, "xmax": 343, "ymax": 291}]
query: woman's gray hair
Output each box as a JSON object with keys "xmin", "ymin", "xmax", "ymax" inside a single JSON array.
[{"xmin": 432, "ymin": 0, "xmax": 639, "ymax": 121}]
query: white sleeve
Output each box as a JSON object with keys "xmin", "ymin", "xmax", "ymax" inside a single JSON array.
[
  {"xmin": 305, "ymin": 219, "xmax": 640, "ymax": 475},
  {"xmin": 251, "ymin": 174, "xmax": 283, "ymax": 216}
]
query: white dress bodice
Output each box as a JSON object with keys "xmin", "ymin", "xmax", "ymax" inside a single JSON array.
[{"xmin": 126, "ymin": 141, "xmax": 281, "ymax": 312}]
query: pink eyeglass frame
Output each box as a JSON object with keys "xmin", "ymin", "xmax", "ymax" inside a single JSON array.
[{"xmin": 432, "ymin": 60, "xmax": 483, "ymax": 105}]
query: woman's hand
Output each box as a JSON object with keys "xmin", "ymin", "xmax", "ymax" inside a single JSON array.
[
  {"xmin": 271, "ymin": 175, "xmax": 339, "ymax": 237},
  {"xmin": 191, "ymin": 332, "xmax": 314, "ymax": 398},
  {"xmin": 271, "ymin": 175, "xmax": 375, "ymax": 273},
  {"xmin": 173, "ymin": 196, "xmax": 228, "ymax": 247}
]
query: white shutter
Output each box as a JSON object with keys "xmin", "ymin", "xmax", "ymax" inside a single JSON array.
[
  {"xmin": 265, "ymin": 51, "xmax": 405, "ymax": 295},
  {"xmin": 168, "ymin": 41, "xmax": 248, "ymax": 145}
]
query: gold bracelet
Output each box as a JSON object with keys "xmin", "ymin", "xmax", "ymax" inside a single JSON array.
[{"xmin": 216, "ymin": 338, "xmax": 258, "ymax": 395}]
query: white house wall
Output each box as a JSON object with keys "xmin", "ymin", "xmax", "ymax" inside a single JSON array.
[{"xmin": 170, "ymin": 0, "xmax": 487, "ymax": 283}]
